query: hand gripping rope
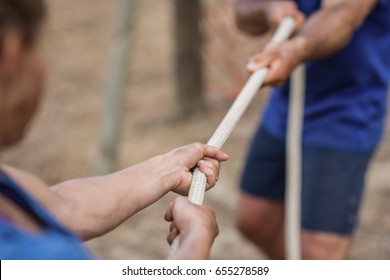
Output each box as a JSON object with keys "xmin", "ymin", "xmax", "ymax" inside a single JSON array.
[{"xmin": 169, "ymin": 17, "xmax": 302, "ymax": 259}]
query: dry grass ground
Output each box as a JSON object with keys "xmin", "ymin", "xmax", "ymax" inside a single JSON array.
[{"xmin": 3, "ymin": 0, "xmax": 390, "ymax": 259}]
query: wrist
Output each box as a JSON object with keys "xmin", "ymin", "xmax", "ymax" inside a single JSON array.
[
  {"xmin": 174, "ymin": 229, "xmax": 215, "ymax": 260},
  {"xmin": 158, "ymin": 152, "xmax": 182, "ymax": 192},
  {"xmin": 290, "ymin": 35, "xmax": 314, "ymax": 63},
  {"xmin": 130, "ymin": 153, "xmax": 178, "ymax": 195},
  {"xmin": 189, "ymin": 229, "xmax": 215, "ymax": 246}
]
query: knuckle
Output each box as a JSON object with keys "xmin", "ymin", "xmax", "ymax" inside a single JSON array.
[{"xmin": 192, "ymin": 142, "xmax": 204, "ymax": 154}]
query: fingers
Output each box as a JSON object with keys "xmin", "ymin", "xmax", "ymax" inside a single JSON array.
[
  {"xmin": 247, "ymin": 52, "xmax": 278, "ymax": 73},
  {"xmin": 293, "ymin": 11, "xmax": 305, "ymax": 32},
  {"xmin": 165, "ymin": 197, "xmax": 189, "ymax": 245},
  {"xmin": 169, "ymin": 143, "xmax": 228, "ymax": 194},
  {"xmin": 197, "ymin": 157, "xmax": 220, "ymax": 189},
  {"xmin": 164, "ymin": 197, "xmax": 219, "ymax": 249},
  {"xmin": 283, "ymin": 10, "xmax": 305, "ymax": 32},
  {"xmin": 169, "ymin": 221, "xmax": 177, "ymax": 232},
  {"xmin": 173, "ymin": 142, "xmax": 228, "ymax": 165},
  {"xmin": 264, "ymin": 58, "xmax": 287, "ymax": 87},
  {"xmin": 266, "ymin": 1, "xmax": 305, "ymax": 32},
  {"xmin": 167, "ymin": 226, "xmax": 179, "ymax": 245},
  {"xmin": 164, "ymin": 201, "xmax": 174, "ymax": 222},
  {"xmin": 246, "ymin": 40, "xmax": 298, "ymax": 87},
  {"xmin": 202, "ymin": 145, "xmax": 229, "ymax": 162},
  {"xmin": 195, "ymin": 150, "xmax": 224, "ymax": 189}
]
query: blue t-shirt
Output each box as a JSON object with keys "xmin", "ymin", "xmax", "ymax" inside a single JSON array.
[
  {"xmin": 0, "ymin": 171, "xmax": 94, "ymax": 260},
  {"xmin": 262, "ymin": 0, "xmax": 390, "ymax": 151}
]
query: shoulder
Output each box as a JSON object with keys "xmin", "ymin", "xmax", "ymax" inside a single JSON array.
[
  {"xmin": 1, "ymin": 164, "xmax": 49, "ymax": 192},
  {"xmin": 1, "ymin": 165, "xmax": 66, "ymax": 214}
]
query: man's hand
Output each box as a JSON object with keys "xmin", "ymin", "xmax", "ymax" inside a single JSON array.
[
  {"xmin": 236, "ymin": 0, "xmax": 305, "ymax": 35},
  {"xmin": 246, "ymin": 39, "xmax": 305, "ymax": 87},
  {"xmin": 165, "ymin": 197, "xmax": 219, "ymax": 259},
  {"xmin": 166, "ymin": 143, "xmax": 229, "ymax": 195},
  {"xmin": 241, "ymin": 0, "xmax": 378, "ymax": 85},
  {"xmin": 263, "ymin": 1, "xmax": 305, "ymax": 32},
  {"xmin": 236, "ymin": 1, "xmax": 306, "ymax": 87}
]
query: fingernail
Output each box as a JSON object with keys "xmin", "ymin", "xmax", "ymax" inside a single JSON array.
[{"xmin": 222, "ymin": 153, "xmax": 229, "ymax": 158}]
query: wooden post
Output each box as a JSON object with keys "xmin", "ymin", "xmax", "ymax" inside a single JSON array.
[
  {"xmin": 96, "ymin": 0, "xmax": 135, "ymax": 175},
  {"xmin": 174, "ymin": 0, "xmax": 206, "ymax": 118}
]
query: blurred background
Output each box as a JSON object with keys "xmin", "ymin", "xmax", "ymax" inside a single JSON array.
[{"xmin": 3, "ymin": 0, "xmax": 390, "ymax": 259}]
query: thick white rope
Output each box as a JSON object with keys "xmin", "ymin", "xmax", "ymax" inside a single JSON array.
[
  {"xmin": 168, "ymin": 17, "xmax": 297, "ymax": 257},
  {"xmin": 285, "ymin": 64, "xmax": 305, "ymax": 260}
]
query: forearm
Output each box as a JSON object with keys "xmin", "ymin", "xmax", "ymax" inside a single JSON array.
[
  {"xmin": 290, "ymin": 2, "xmax": 376, "ymax": 62},
  {"xmin": 53, "ymin": 154, "xmax": 177, "ymax": 241},
  {"xmin": 245, "ymin": 0, "xmax": 378, "ymax": 87}
]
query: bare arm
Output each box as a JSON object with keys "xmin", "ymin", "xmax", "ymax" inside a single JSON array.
[
  {"xmin": 51, "ymin": 154, "xmax": 179, "ymax": 241},
  {"xmin": 246, "ymin": 0, "xmax": 378, "ymax": 86},
  {"xmin": 293, "ymin": 0, "xmax": 378, "ymax": 61},
  {"xmin": 3, "ymin": 143, "xmax": 228, "ymax": 241}
]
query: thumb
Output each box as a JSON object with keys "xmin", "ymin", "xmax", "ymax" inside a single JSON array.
[{"xmin": 246, "ymin": 52, "xmax": 277, "ymax": 73}]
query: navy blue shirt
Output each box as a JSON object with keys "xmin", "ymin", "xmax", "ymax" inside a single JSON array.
[
  {"xmin": 0, "ymin": 171, "xmax": 94, "ymax": 260},
  {"xmin": 262, "ymin": 0, "xmax": 390, "ymax": 151}
]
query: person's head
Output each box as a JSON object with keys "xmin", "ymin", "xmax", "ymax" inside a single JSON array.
[{"xmin": 0, "ymin": 0, "xmax": 47, "ymax": 148}]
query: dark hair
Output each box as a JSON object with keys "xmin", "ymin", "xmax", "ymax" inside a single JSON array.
[{"xmin": 0, "ymin": 0, "xmax": 47, "ymax": 49}]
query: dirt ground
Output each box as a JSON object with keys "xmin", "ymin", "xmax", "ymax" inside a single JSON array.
[{"xmin": 3, "ymin": 0, "xmax": 390, "ymax": 259}]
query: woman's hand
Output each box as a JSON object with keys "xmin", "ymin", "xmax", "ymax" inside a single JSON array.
[
  {"xmin": 46, "ymin": 143, "xmax": 227, "ymax": 240},
  {"xmin": 165, "ymin": 143, "xmax": 229, "ymax": 195},
  {"xmin": 165, "ymin": 197, "xmax": 219, "ymax": 259}
]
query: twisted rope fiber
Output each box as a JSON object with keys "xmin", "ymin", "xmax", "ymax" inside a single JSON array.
[{"xmin": 168, "ymin": 17, "xmax": 296, "ymax": 257}]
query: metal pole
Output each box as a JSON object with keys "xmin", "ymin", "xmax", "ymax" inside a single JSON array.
[{"xmin": 96, "ymin": 0, "xmax": 135, "ymax": 175}]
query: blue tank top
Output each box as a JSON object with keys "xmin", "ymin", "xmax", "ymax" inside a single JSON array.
[
  {"xmin": 262, "ymin": 0, "xmax": 390, "ymax": 151},
  {"xmin": 0, "ymin": 171, "xmax": 94, "ymax": 260}
]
